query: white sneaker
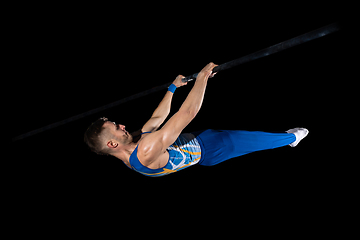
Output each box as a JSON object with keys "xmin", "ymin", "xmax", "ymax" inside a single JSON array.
[{"xmin": 286, "ymin": 128, "xmax": 309, "ymax": 147}]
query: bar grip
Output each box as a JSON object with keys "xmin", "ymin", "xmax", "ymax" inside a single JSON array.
[
  {"xmin": 181, "ymin": 73, "xmax": 198, "ymax": 83},
  {"xmin": 181, "ymin": 66, "xmax": 220, "ymax": 83}
]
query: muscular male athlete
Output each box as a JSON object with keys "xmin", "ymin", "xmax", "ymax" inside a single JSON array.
[{"xmin": 84, "ymin": 63, "xmax": 309, "ymax": 177}]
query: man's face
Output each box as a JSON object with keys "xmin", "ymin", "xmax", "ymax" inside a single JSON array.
[{"xmin": 103, "ymin": 121, "xmax": 132, "ymax": 145}]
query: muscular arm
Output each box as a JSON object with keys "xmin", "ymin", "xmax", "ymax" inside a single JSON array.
[
  {"xmin": 141, "ymin": 75, "xmax": 187, "ymax": 133},
  {"xmin": 160, "ymin": 63, "xmax": 216, "ymax": 146},
  {"xmin": 139, "ymin": 63, "xmax": 217, "ymax": 166}
]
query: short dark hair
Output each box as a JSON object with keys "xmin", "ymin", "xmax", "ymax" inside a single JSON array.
[{"xmin": 84, "ymin": 117, "xmax": 109, "ymax": 155}]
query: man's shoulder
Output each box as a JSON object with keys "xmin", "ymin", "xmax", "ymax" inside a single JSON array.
[{"xmin": 136, "ymin": 131, "xmax": 165, "ymax": 165}]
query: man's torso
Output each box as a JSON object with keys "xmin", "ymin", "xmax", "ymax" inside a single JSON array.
[{"xmin": 129, "ymin": 133, "xmax": 202, "ymax": 177}]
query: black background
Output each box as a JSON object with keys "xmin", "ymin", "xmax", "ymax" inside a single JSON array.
[{"xmin": 10, "ymin": 5, "xmax": 352, "ymax": 228}]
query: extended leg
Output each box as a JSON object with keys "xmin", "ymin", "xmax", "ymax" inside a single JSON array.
[
  {"xmin": 196, "ymin": 129, "xmax": 307, "ymax": 166},
  {"xmin": 223, "ymin": 130, "xmax": 296, "ymax": 159}
]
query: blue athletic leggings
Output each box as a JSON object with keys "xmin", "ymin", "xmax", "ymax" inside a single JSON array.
[{"xmin": 194, "ymin": 129, "xmax": 296, "ymax": 166}]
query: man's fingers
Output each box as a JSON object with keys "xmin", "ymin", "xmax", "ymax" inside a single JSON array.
[{"xmin": 209, "ymin": 72, "xmax": 217, "ymax": 78}]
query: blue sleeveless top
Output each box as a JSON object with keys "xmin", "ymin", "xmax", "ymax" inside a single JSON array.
[{"xmin": 129, "ymin": 132, "xmax": 202, "ymax": 177}]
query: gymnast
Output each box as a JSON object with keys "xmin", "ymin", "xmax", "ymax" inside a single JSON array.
[{"xmin": 84, "ymin": 62, "xmax": 309, "ymax": 177}]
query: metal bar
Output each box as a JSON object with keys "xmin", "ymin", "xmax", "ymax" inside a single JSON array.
[
  {"xmin": 13, "ymin": 23, "xmax": 340, "ymax": 142},
  {"xmin": 182, "ymin": 22, "xmax": 340, "ymax": 82},
  {"xmin": 12, "ymin": 82, "xmax": 171, "ymax": 142}
]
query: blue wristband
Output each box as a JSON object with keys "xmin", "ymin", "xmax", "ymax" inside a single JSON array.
[{"xmin": 168, "ymin": 84, "xmax": 177, "ymax": 93}]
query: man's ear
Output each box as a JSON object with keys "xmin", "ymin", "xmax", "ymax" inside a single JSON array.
[{"xmin": 107, "ymin": 140, "xmax": 118, "ymax": 149}]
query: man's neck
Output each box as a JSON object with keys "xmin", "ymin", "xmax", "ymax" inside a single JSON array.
[{"xmin": 111, "ymin": 142, "xmax": 137, "ymax": 167}]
